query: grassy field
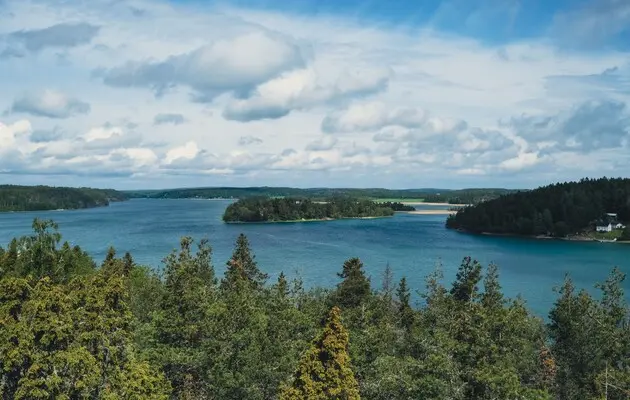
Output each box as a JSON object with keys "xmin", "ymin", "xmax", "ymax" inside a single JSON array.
[{"xmin": 589, "ymin": 230, "xmax": 624, "ymax": 240}]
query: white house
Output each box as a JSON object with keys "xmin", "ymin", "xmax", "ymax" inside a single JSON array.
[{"xmin": 596, "ymin": 223, "xmax": 613, "ymax": 232}]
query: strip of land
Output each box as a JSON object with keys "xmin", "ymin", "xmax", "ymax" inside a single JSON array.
[{"xmin": 405, "ymin": 210, "xmax": 458, "ymax": 215}]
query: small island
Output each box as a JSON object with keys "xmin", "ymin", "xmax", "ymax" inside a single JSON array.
[
  {"xmin": 0, "ymin": 185, "xmax": 129, "ymax": 212},
  {"xmin": 378, "ymin": 201, "xmax": 416, "ymax": 211},
  {"xmin": 446, "ymin": 177, "xmax": 630, "ymax": 242},
  {"xmin": 223, "ymin": 197, "xmax": 397, "ymax": 223}
]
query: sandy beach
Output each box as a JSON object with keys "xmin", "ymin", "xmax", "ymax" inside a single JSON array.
[
  {"xmin": 405, "ymin": 210, "xmax": 458, "ymax": 215},
  {"xmin": 403, "ymin": 202, "xmax": 469, "ymax": 206}
]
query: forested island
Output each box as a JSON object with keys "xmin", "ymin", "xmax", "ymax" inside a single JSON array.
[
  {"xmin": 446, "ymin": 177, "xmax": 630, "ymax": 240},
  {"xmin": 377, "ymin": 201, "xmax": 416, "ymax": 211},
  {"xmin": 1, "ymin": 219, "xmax": 629, "ymax": 399},
  {"xmin": 0, "ymin": 185, "xmax": 129, "ymax": 212},
  {"xmin": 223, "ymin": 197, "xmax": 397, "ymax": 223},
  {"xmin": 127, "ymin": 186, "xmax": 515, "ymax": 204}
]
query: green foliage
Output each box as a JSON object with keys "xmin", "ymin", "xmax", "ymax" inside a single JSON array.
[
  {"xmin": 223, "ymin": 197, "xmax": 395, "ymax": 222},
  {"xmin": 0, "ymin": 219, "xmax": 95, "ymax": 282},
  {"xmin": 447, "ymin": 177, "xmax": 630, "ymax": 236},
  {"xmin": 280, "ymin": 306, "xmax": 361, "ymax": 400},
  {"xmin": 549, "ymin": 269, "xmax": 630, "ymax": 400},
  {"xmin": 0, "ymin": 185, "xmax": 128, "ymax": 212},
  {"xmin": 221, "ymin": 233, "xmax": 268, "ymax": 290},
  {"xmin": 2, "ymin": 219, "xmax": 628, "ymax": 399},
  {"xmin": 333, "ymin": 258, "xmax": 371, "ymax": 310}
]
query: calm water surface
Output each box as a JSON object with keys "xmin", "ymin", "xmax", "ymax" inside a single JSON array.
[{"xmin": 1, "ymin": 199, "xmax": 628, "ymax": 316}]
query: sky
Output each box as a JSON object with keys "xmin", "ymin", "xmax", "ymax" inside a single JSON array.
[{"xmin": 0, "ymin": 0, "xmax": 629, "ymax": 190}]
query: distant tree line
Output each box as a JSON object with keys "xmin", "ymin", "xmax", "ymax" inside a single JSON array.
[
  {"xmin": 223, "ymin": 197, "xmax": 396, "ymax": 222},
  {"xmin": 0, "ymin": 185, "xmax": 129, "ymax": 212},
  {"xmin": 126, "ymin": 186, "xmax": 515, "ymax": 203},
  {"xmin": 2, "ymin": 219, "xmax": 630, "ymax": 399},
  {"xmin": 446, "ymin": 177, "xmax": 630, "ymax": 237},
  {"xmin": 423, "ymin": 188, "xmax": 520, "ymax": 204}
]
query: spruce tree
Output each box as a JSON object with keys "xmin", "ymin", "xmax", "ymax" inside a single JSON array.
[
  {"xmin": 221, "ymin": 234, "xmax": 268, "ymax": 290},
  {"xmin": 280, "ymin": 306, "xmax": 360, "ymax": 400},
  {"xmin": 450, "ymin": 256, "xmax": 482, "ymax": 304},
  {"xmin": 335, "ymin": 257, "xmax": 371, "ymax": 309},
  {"xmin": 396, "ymin": 277, "xmax": 414, "ymax": 330}
]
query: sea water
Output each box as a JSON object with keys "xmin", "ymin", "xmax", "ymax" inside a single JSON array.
[{"xmin": 1, "ymin": 198, "xmax": 628, "ymax": 316}]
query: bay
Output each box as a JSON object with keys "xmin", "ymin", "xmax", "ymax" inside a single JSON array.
[{"xmin": 0, "ymin": 198, "xmax": 628, "ymax": 316}]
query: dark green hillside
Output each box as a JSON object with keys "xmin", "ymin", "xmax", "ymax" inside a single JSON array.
[
  {"xmin": 126, "ymin": 186, "xmax": 516, "ymax": 204},
  {"xmin": 223, "ymin": 197, "xmax": 395, "ymax": 222},
  {"xmin": 0, "ymin": 185, "xmax": 129, "ymax": 212},
  {"xmin": 446, "ymin": 177, "xmax": 630, "ymax": 236}
]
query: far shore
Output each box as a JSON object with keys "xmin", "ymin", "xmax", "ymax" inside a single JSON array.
[
  {"xmin": 403, "ymin": 210, "xmax": 458, "ymax": 215},
  {"xmin": 224, "ymin": 215, "xmax": 394, "ymax": 224},
  {"xmin": 454, "ymin": 229, "xmax": 630, "ymax": 245},
  {"xmin": 402, "ymin": 202, "xmax": 469, "ymax": 206}
]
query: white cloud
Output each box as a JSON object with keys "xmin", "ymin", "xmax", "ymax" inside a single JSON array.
[
  {"xmin": 165, "ymin": 141, "xmax": 200, "ymax": 164},
  {"xmin": 1, "ymin": 0, "xmax": 630, "ymax": 188},
  {"xmin": 100, "ymin": 31, "xmax": 305, "ymax": 100},
  {"xmin": 9, "ymin": 90, "xmax": 90, "ymax": 119}
]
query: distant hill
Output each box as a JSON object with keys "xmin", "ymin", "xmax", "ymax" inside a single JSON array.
[
  {"xmin": 0, "ymin": 185, "xmax": 129, "ymax": 212},
  {"xmin": 126, "ymin": 186, "xmax": 517, "ymax": 204},
  {"xmin": 446, "ymin": 177, "xmax": 630, "ymax": 237}
]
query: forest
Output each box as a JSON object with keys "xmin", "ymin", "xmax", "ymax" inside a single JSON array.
[
  {"xmin": 447, "ymin": 177, "xmax": 630, "ymax": 237},
  {"xmin": 127, "ymin": 186, "xmax": 514, "ymax": 204},
  {"xmin": 222, "ymin": 197, "xmax": 397, "ymax": 222},
  {"xmin": 0, "ymin": 185, "xmax": 128, "ymax": 212},
  {"xmin": 1, "ymin": 219, "xmax": 630, "ymax": 399},
  {"xmin": 376, "ymin": 201, "xmax": 416, "ymax": 211}
]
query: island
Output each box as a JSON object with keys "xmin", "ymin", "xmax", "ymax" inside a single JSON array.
[
  {"xmin": 222, "ymin": 197, "xmax": 396, "ymax": 223},
  {"xmin": 0, "ymin": 185, "xmax": 129, "ymax": 212},
  {"xmin": 446, "ymin": 177, "xmax": 630, "ymax": 241}
]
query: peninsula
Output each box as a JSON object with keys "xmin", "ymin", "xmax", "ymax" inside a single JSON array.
[
  {"xmin": 446, "ymin": 177, "xmax": 630, "ymax": 241},
  {"xmin": 0, "ymin": 185, "xmax": 129, "ymax": 212},
  {"xmin": 222, "ymin": 197, "xmax": 396, "ymax": 223}
]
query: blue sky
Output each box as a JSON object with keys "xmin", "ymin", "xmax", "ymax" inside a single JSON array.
[{"xmin": 0, "ymin": 0, "xmax": 629, "ymax": 189}]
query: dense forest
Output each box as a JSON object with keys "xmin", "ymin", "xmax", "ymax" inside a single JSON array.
[
  {"xmin": 447, "ymin": 177, "xmax": 630, "ymax": 237},
  {"xmin": 1, "ymin": 219, "xmax": 630, "ymax": 399},
  {"xmin": 0, "ymin": 185, "xmax": 129, "ymax": 212},
  {"xmin": 223, "ymin": 197, "xmax": 397, "ymax": 222},
  {"xmin": 377, "ymin": 201, "xmax": 416, "ymax": 211},
  {"xmin": 423, "ymin": 188, "xmax": 521, "ymax": 204},
  {"xmin": 126, "ymin": 186, "xmax": 515, "ymax": 204}
]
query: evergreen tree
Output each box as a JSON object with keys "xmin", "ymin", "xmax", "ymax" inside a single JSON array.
[
  {"xmin": 221, "ymin": 234, "xmax": 267, "ymax": 291},
  {"xmin": 450, "ymin": 256, "xmax": 482, "ymax": 304},
  {"xmin": 396, "ymin": 277, "xmax": 414, "ymax": 330},
  {"xmin": 150, "ymin": 237, "xmax": 216, "ymax": 399},
  {"xmin": 280, "ymin": 306, "xmax": 360, "ymax": 400},
  {"xmin": 481, "ymin": 263, "xmax": 504, "ymax": 309},
  {"xmin": 334, "ymin": 258, "xmax": 371, "ymax": 309}
]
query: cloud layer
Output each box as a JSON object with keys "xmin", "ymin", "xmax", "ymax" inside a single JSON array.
[{"xmin": 0, "ymin": 0, "xmax": 629, "ymax": 189}]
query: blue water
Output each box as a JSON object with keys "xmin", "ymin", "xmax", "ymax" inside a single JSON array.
[{"xmin": 0, "ymin": 199, "xmax": 628, "ymax": 316}]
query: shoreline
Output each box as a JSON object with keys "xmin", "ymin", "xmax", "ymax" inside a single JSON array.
[
  {"xmin": 224, "ymin": 215, "xmax": 394, "ymax": 224},
  {"xmin": 402, "ymin": 202, "xmax": 469, "ymax": 206},
  {"xmin": 403, "ymin": 210, "xmax": 458, "ymax": 215},
  {"xmin": 453, "ymin": 228, "xmax": 630, "ymax": 245}
]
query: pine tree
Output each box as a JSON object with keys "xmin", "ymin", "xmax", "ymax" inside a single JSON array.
[
  {"xmin": 482, "ymin": 263, "xmax": 504, "ymax": 309},
  {"xmin": 280, "ymin": 306, "xmax": 360, "ymax": 400},
  {"xmin": 334, "ymin": 258, "xmax": 371, "ymax": 309},
  {"xmin": 396, "ymin": 277, "xmax": 414, "ymax": 330},
  {"xmin": 450, "ymin": 256, "xmax": 482, "ymax": 304},
  {"xmin": 221, "ymin": 234, "xmax": 268, "ymax": 290}
]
